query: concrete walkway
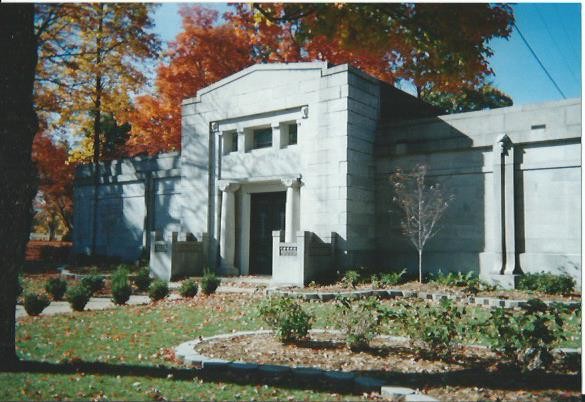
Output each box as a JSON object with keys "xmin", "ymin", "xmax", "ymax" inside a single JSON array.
[
  {"xmin": 16, "ymin": 284, "xmax": 262, "ymax": 319},
  {"xmin": 16, "ymin": 295, "xmax": 153, "ymax": 319}
]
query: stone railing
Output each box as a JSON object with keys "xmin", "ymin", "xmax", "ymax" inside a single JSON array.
[
  {"xmin": 272, "ymin": 231, "xmax": 337, "ymax": 287},
  {"xmin": 149, "ymin": 231, "xmax": 208, "ymax": 281}
]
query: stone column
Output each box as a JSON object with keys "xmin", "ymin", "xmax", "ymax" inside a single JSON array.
[
  {"xmin": 272, "ymin": 123, "xmax": 281, "ymax": 151},
  {"xmin": 492, "ymin": 134, "xmax": 516, "ymax": 275},
  {"xmin": 219, "ymin": 182, "xmax": 240, "ymax": 270},
  {"xmin": 282, "ymin": 178, "xmax": 300, "ymax": 243}
]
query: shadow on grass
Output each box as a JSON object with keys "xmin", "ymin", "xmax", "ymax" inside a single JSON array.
[{"xmin": 2, "ymin": 358, "xmax": 581, "ymax": 395}]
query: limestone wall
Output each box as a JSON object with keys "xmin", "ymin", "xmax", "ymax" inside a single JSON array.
[
  {"xmin": 73, "ymin": 153, "xmax": 182, "ymax": 262},
  {"xmin": 181, "ymin": 62, "xmax": 356, "ymax": 273},
  {"xmin": 374, "ymin": 99, "xmax": 581, "ymax": 283}
]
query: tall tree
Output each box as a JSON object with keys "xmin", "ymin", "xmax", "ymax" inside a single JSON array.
[
  {"xmin": 127, "ymin": 6, "xmax": 253, "ymax": 155},
  {"xmin": 34, "ymin": 4, "xmax": 160, "ymax": 253},
  {"xmin": 32, "ymin": 130, "xmax": 75, "ymax": 237},
  {"xmin": 238, "ymin": 3, "xmax": 514, "ymax": 101},
  {"xmin": 0, "ymin": 4, "xmax": 39, "ymax": 366},
  {"xmin": 391, "ymin": 165, "xmax": 453, "ymax": 283},
  {"xmin": 422, "ymin": 84, "xmax": 513, "ymax": 114}
]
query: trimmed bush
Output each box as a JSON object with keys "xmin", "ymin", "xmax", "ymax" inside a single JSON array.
[
  {"xmin": 332, "ymin": 296, "xmax": 384, "ymax": 351},
  {"xmin": 133, "ymin": 267, "xmax": 152, "ymax": 292},
  {"xmin": 148, "ymin": 279, "xmax": 169, "ymax": 301},
  {"xmin": 518, "ymin": 272, "xmax": 575, "ymax": 295},
  {"xmin": 258, "ymin": 296, "xmax": 313, "ymax": 343},
  {"xmin": 390, "ymin": 299, "xmax": 465, "ymax": 358},
  {"xmin": 180, "ymin": 279, "xmax": 198, "ymax": 298},
  {"xmin": 111, "ymin": 266, "xmax": 132, "ymax": 305},
  {"xmin": 24, "ymin": 292, "xmax": 50, "ymax": 316},
  {"xmin": 200, "ymin": 270, "xmax": 221, "ymax": 295},
  {"xmin": 80, "ymin": 269, "xmax": 105, "ymax": 295},
  {"xmin": 65, "ymin": 285, "xmax": 92, "ymax": 312},
  {"xmin": 45, "ymin": 278, "xmax": 68, "ymax": 301},
  {"xmin": 484, "ymin": 299, "xmax": 566, "ymax": 371}
]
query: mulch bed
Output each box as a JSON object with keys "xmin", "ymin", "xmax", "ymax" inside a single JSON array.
[{"xmin": 196, "ymin": 332, "xmax": 581, "ymax": 401}]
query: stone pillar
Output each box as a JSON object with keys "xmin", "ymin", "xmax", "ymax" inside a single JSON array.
[
  {"xmin": 219, "ymin": 182, "xmax": 240, "ymax": 271},
  {"xmin": 272, "ymin": 123, "xmax": 281, "ymax": 151},
  {"xmin": 282, "ymin": 178, "xmax": 301, "ymax": 243},
  {"xmin": 492, "ymin": 134, "xmax": 516, "ymax": 275}
]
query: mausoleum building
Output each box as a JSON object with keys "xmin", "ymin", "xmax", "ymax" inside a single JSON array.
[{"xmin": 73, "ymin": 62, "xmax": 581, "ymax": 287}]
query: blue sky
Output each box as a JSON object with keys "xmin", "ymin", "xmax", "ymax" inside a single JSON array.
[{"xmin": 150, "ymin": 3, "xmax": 581, "ymax": 106}]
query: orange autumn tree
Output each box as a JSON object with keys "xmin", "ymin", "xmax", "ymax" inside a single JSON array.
[
  {"xmin": 227, "ymin": 3, "xmax": 396, "ymax": 82},
  {"xmin": 31, "ymin": 130, "xmax": 76, "ymax": 239},
  {"xmin": 244, "ymin": 4, "xmax": 513, "ymax": 93},
  {"xmin": 127, "ymin": 6, "xmax": 253, "ymax": 156},
  {"xmin": 130, "ymin": 3, "xmax": 514, "ymax": 154}
]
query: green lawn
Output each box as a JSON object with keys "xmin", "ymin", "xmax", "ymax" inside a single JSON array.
[{"xmin": 2, "ymin": 293, "xmax": 581, "ymax": 400}]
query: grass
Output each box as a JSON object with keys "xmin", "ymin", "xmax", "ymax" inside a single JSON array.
[{"xmin": 3, "ymin": 292, "xmax": 581, "ymax": 400}]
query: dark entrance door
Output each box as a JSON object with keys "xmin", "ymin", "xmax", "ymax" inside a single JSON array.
[{"xmin": 249, "ymin": 191, "xmax": 286, "ymax": 275}]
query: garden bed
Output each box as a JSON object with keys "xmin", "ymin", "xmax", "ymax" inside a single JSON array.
[
  {"xmin": 284, "ymin": 282, "xmax": 580, "ymax": 303},
  {"xmin": 194, "ymin": 331, "xmax": 581, "ymax": 401}
]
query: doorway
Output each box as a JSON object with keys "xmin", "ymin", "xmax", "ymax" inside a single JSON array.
[{"xmin": 249, "ymin": 191, "xmax": 286, "ymax": 275}]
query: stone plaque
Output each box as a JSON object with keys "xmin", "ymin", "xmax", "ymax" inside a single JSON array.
[
  {"xmin": 279, "ymin": 245, "xmax": 298, "ymax": 256},
  {"xmin": 154, "ymin": 242, "xmax": 168, "ymax": 253}
]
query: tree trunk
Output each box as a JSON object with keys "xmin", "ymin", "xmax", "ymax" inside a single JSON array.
[
  {"xmin": 418, "ymin": 249, "xmax": 422, "ymax": 283},
  {"xmin": 0, "ymin": 4, "xmax": 38, "ymax": 368},
  {"xmin": 90, "ymin": 3, "xmax": 104, "ymax": 256}
]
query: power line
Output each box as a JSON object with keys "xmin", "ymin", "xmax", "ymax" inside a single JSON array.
[
  {"xmin": 535, "ymin": 7, "xmax": 578, "ymax": 83},
  {"xmin": 514, "ymin": 22, "xmax": 567, "ymax": 99}
]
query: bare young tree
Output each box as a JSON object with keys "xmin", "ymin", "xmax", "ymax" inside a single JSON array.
[{"xmin": 390, "ymin": 164, "xmax": 453, "ymax": 283}]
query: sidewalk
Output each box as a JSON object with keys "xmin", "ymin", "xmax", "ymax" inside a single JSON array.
[{"xmin": 16, "ymin": 284, "xmax": 260, "ymax": 319}]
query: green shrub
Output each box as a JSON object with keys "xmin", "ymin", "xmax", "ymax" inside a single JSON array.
[
  {"xmin": 200, "ymin": 269, "xmax": 221, "ymax": 295},
  {"xmin": 390, "ymin": 299, "xmax": 465, "ymax": 358},
  {"xmin": 111, "ymin": 266, "xmax": 132, "ymax": 305},
  {"xmin": 372, "ymin": 269, "xmax": 407, "ymax": 288},
  {"xmin": 133, "ymin": 267, "xmax": 152, "ymax": 292},
  {"xmin": 332, "ymin": 297, "xmax": 384, "ymax": 351},
  {"xmin": 148, "ymin": 279, "xmax": 169, "ymax": 301},
  {"xmin": 518, "ymin": 272, "xmax": 575, "ymax": 295},
  {"xmin": 24, "ymin": 292, "xmax": 50, "ymax": 316},
  {"xmin": 65, "ymin": 285, "xmax": 92, "ymax": 312},
  {"xmin": 484, "ymin": 299, "xmax": 565, "ymax": 371},
  {"xmin": 258, "ymin": 296, "xmax": 313, "ymax": 343},
  {"xmin": 45, "ymin": 278, "xmax": 68, "ymax": 301},
  {"xmin": 430, "ymin": 270, "xmax": 494, "ymax": 294},
  {"xmin": 80, "ymin": 269, "xmax": 105, "ymax": 295},
  {"xmin": 341, "ymin": 270, "xmax": 361, "ymax": 288},
  {"xmin": 180, "ymin": 279, "xmax": 198, "ymax": 298}
]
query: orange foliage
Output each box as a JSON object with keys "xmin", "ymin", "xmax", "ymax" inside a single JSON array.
[
  {"xmin": 32, "ymin": 130, "xmax": 76, "ymax": 233},
  {"xmin": 127, "ymin": 6, "xmax": 253, "ymax": 156},
  {"xmin": 129, "ymin": 3, "xmax": 513, "ymax": 155}
]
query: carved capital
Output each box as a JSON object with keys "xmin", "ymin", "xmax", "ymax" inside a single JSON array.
[
  {"xmin": 281, "ymin": 177, "xmax": 301, "ymax": 188},
  {"xmin": 218, "ymin": 181, "xmax": 240, "ymax": 192},
  {"xmin": 494, "ymin": 133, "xmax": 513, "ymax": 156},
  {"xmin": 211, "ymin": 122, "xmax": 219, "ymax": 133},
  {"xmin": 301, "ymin": 105, "xmax": 309, "ymax": 119}
]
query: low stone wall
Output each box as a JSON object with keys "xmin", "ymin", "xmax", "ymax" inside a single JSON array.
[
  {"xmin": 150, "ymin": 231, "xmax": 208, "ymax": 281},
  {"xmin": 267, "ymin": 287, "xmax": 581, "ymax": 309}
]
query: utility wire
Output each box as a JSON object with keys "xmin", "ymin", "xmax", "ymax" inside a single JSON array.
[
  {"xmin": 535, "ymin": 7, "xmax": 578, "ymax": 83},
  {"xmin": 514, "ymin": 22, "xmax": 567, "ymax": 99}
]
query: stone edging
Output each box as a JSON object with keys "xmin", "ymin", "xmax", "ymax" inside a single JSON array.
[
  {"xmin": 267, "ymin": 287, "xmax": 581, "ymax": 309},
  {"xmin": 59, "ymin": 266, "xmax": 110, "ymax": 280},
  {"xmin": 175, "ymin": 329, "xmax": 439, "ymax": 401}
]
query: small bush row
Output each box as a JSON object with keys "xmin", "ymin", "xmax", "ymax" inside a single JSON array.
[
  {"xmin": 258, "ymin": 295, "xmax": 574, "ymax": 372},
  {"xmin": 517, "ymin": 272, "xmax": 575, "ymax": 295}
]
